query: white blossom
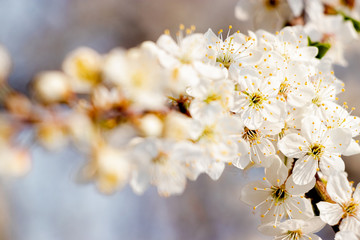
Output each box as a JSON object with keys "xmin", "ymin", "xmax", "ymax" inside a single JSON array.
[
  {"xmin": 241, "ymin": 156, "xmax": 315, "ymax": 224},
  {"xmin": 258, "ymin": 217, "xmax": 325, "ymax": 240},
  {"xmin": 317, "ymin": 172, "xmax": 360, "ymax": 235},
  {"xmin": 278, "ymin": 115, "xmax": 351, "ymax": 185}
]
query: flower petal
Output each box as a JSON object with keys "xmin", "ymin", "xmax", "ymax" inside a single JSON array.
[
  {"xmin": 352, "ymin": 183, "xmax": 360, "ymax": 203},
  {"xmin": 257, "ymin": 222, "xmax": 283, "ymax": 236},
  {"xmin": 325, "ymin": 128, "xmax": 352, "ymax": 154},
  {"xmin": 265, "ymin": 155, "xmax": 288, "ymax": 186},
  {"xmin": 319, "ymin": 153, "xmax": 345, "ymax": 176},
  {"xmin": 240, "ymin": 180, "xmax": 271, "ymax": 206},
  {"xmin": 301, "ymin": 116, "xmax": 327, "ymax": 143},
  {"xmin": 340, "ymin": 216, "xmax": 360, "ymax": 235},
  {"xmin": 292, "ymin": 155, "xmax": 317, "ymax": 185},
  {"xmin": 302, "ymin": 216, "xmax": 326, "ymax": 234},
  {"xmin": 278, "ymin": 133, "xmax": 308, "ymax": 159},
  {"xmin": 286, "ymin": 174, "xmax": 315, "ymax": 195},
  {"xmin": 206, "ymin": 161, "xmax": 225, "ymax": 180},
  {"xmin": 242, "ymin": 107, "xmax": 263, "ymax": 129},
  {"xmin": 317, "ymin": 202, "xmax": 343, "ymax": 225},
  {"xmin": 326, "ymin": 172, "xmax": 352, "ymax": 204},
  {"xmin": 343, "ymin": 139, "xmax": 360, "ymax": 156}
]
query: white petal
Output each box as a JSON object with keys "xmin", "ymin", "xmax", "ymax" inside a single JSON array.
[
  {"xmin": 353, "ymin": 183, "xmax": 360, "ymax": 203},
  {"xmin": 325, "ymin": 128, "xmax": 352, "ymax": 154},
  {"xmin": 180, "ymin": 34, "xmax": 206, "ymax": 60},
  {"xmin": 298, "ymin": 46, "xmax": 318, "ymax": 60},
  {"xmin": 238, "ymin": 49, "xmax": 263, "ymax": 65},
  {"xmin": 265, "ymin": 155, "xmax": 288, "ymax": 186},
  {"xmin": 340, "ymin": 216, "xmax": 360, "ymax": 235},
  {"xmin": 287, "ymin": 0, "xmax": 304, "ymax": 16},
  {"xmin": 235, "ymin": 0, "xmax": 253, "ymax": 20},
  {"xmin": 301, "ymin": 116, "xmax": 327, "ymax": 143},
  {"xmin": 343, "ymin": 139, "xmax": 360, "ymax": 156},
  {"xmin": 206, "ymin": 161, "xmax": 225, "ymax": 180},
  {"xmin": 232, "ymin": 139, "xmax": 251, "ymax": 169},
  {"xmin": 240, "ymin": 180, "xmax": 271, "ymax": 206},
  {"xmin": 278, "ymin": 134, "xmax": 308, "ymax": 159},
  {"xmin": 286, "ymin": 174, "xmax": 315, "ymax": 195},
  {"xmin": 287, "ymin": 86, "xmax": 314, "ymax": 107},
  {"xmin": 335, "ymin": 231, "xmax": 359, "ymax": 240},
  {"xmin": 130, "ymin": 168, "xmax": 150, "ymax": 195},
  {"xmin": 287, "ymin": 197, "xmax": 314, "ymax": 220},
  {"xmin": 292, "ymin": 155, "xmax": 317, "ymax": 185},
  {"xmin": 326, "ymin": 172, "xmax": 352, "ymax": 204},
  {"xmin": 262, "ymin": 101, "xmax": 286, "ymax": 123},
  {"xmin": 157, "ymin": 49, "xmax": 179, "ymax": 68},
  {"xmin": 302, "ymin": 216, "xmax": 326, "ymax": 234},
  {"xmin": 259, "ymin": 201, "xmax": 286, "ymax": 224},
  {"xmin": 204, "ymin": 28, "xmax": 219, "ymax": 45},
  {"xmin": 317, "ymin": 202, "xmax": 343, "ymax": 225},
  {"xmin": 193, "ymin": 61, "xmax": 225, "ymax": 80},
  {"xmin": 242, "ymin": 107, "xmax": 263, "ymax": 129},
  {"xmin": 305, "ymin": 233, "xmax": 322, "ymax": 240},
  {"xmin": 157, "ymin": 34, "xmax": 180, "ymax": 55},
  {"xmin": 257, "ymin": 222, "xmax": 283, "ymax": 236},
  {"xmin": 319, "ymin": 153, "xmax": 345, "ymax": 176}
]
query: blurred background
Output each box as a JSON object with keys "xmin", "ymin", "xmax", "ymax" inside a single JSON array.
[{"xmin": 0, "ymin": 0, "xmax": 359, "ymax": 239}]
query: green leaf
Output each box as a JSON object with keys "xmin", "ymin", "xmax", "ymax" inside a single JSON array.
[
  {"xmin": 339, "ymin": 12, "xmax": 360, "ymax": 32},
  {"xmin": 307, "ymin": 37, "xmax": 331, "ymax": 59}
]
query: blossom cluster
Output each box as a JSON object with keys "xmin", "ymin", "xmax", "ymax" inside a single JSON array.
[
  {"xmin": 0, "ymin": 1, "xmax": 360, "ymax": 239},
  {"xmin": 236, "ymin": 0, "xmax": 360, "ymax": 65}
]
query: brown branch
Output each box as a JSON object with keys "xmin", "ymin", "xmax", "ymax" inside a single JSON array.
[{"xmin": 305, "ymin": 172, "xmax": 340, "ymax": 233}]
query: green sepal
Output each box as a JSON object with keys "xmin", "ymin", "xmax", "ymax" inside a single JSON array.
[
  {"xmin": 339, "ymin": 12, "xmax": 360, "ymax": 32},
  {"xmin": 307, "ymin": 36, "xmax": 331, "ymax": 59}
]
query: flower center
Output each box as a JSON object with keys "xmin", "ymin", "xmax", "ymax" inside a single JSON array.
[
  {"xmin": 249, "ymin": 92, "xmax": 265, "ymax": 108},
  {"xmin": 204, "ymin": 92, "xmax": 222, "ymax": 104},
  {"xmin": 131, "ymin": 71, "xmax": 148, "ymax": 89},
  {"xmin": 342, "ymin": 201, "xmax": 359, "ymax": 218},
  {"xmin": 152, "ymin": 151, "xmax": 168, "ymax": 165},
  {"xmin": 215, "ymin": 37, "xmax": 235, "ymax": 69},
  {"xmin": 75, "ymin": 58, "xmax": 101, "ymax": 85},
  {"xmin": 265, "ymin": 0, "xmax": 280, "ymax": 8},
  {"xmin": 308, "ymin": 143, "xmax": 324, "ymax": 160},
  {"xmin": 311, "ymin": 96, "xmax": 321, "ymax": 107},
  {"xmin": 287, "ymin": 230, "xmax": 303, "ymax": 240},
  {"xmin": 279, "ymin": 123, "xmax": 288, "ymax": 139},
  {"xmin": 179, "ymin": 56, "xmax": 192, "ymax": 65},
  {"xmin": 279, "ymin": 80, "xmax": 290, "ymax": 99},
  {"xmin": 197, "ymin": 125, "xmax": 216, "ymax": 142},
  {"xmin": 242, "ymin": 127, "xmax": 260, "ymax": 143},
  {"xmin": 271, "ymin": 185, "xmax": 288, "ymax": 203}
]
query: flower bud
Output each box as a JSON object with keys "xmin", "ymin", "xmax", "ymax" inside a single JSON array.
[{"xmin": 33, "ymin": 71, "xmax": 71, "ymax": 104}]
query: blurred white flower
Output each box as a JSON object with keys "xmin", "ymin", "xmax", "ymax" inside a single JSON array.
[
  {"xmin": 235, "ymin": 0, "xmax": 294, "ymax": 32},
  {"xmin": 62, "ymin": 47, "xmax": 103, "ymax": 93},
  {"xmin": 33, "ymin": 71, "xmax": 72, "ymax": 104},
  {"xmin": 305, "ymin": 14, "xmax": 358, "ymax": 66},
  {"xmin": 130, "ymin": 138, "xmax": 205, "ymax": 196},
  {"xmin": 0, "ymin": 143, "xmax": 31, "ymax": 177},
  {"xmin": 103, "ymin": 45, "xmax": 167, "ymax": 112},
  {"xmin": 188, "ymin": 78, "xmax": 234, "ymax": 120}
]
